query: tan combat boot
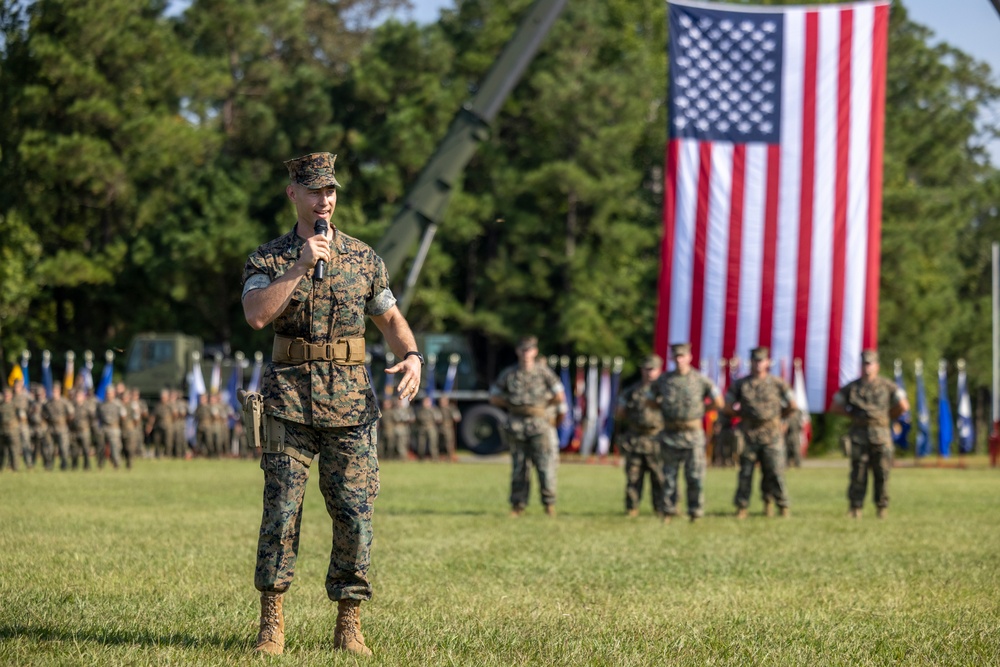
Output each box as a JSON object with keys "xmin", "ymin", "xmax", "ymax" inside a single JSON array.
[
  {"xmin": 334, "ymin": 599, "xmax": 372, "ymax": 656},
  {"xmin": 848, "ymin": 508, "xmax": 862, "ymax": 519},
  {"xmin": 544, "ymin": 505, "xmax": 557, "ymax": 517},
  {"xmin": 254, "ymin": 592, "xmax": 285, "ymax": 655},
  {"xmin": 735, "ymin": 508, "xmax": 748, "ymax": 520},
  {"xmin": 627, "ymin": 508, "xmax": 639, "ymax": 518},
  {"xmin": 877, "ymin": 507, "xmax": 888, "ymax": 519},
  {"xmin": 764, "ymin": 501, "xmax": 774, "ymax": 518},
  {"xmin": 779, "ymin": 506, "xmax": 790, "ymax": 518}
]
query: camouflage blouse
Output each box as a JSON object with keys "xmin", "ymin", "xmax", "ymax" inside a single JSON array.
[
  {"xmin": 725, "ymin": 374, "xmax": 793, "ymax": 444},
  {"xmin": 242, "ymin": 226, "xmax": 395, "ymax": 428},
  {"xmin": 832, "ymin": 376, "xmax": 905, "ymax": 445}
]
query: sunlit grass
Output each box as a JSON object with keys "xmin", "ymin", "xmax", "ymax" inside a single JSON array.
[{"xmin": 0, "ymin": 455, "xmax": 998, "ymax": 665}]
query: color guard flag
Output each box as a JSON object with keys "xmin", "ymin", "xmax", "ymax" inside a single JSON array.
[
  {"xmin": 956, "ymin": 360, "xmax": 975, "ymax": 454},
  {"xmin": 892, "ymin": 359, "xmax": 911, "ymax": 449},
  {"xmin": 914, "ymin": 360, "xmax": 930, "ymax": 458},
  {"xmin": 558, "ymin": 358, "xmax": 575, "ymax": 450},
  {"xmin": 658, "ymin": 0, "xmax": 890, "ymax": 411},
  {"xmin": 63, "ymin": 351, "xmax": 75, "ymax": 392},
  {"xmin": 7, "ymin": 363, "xmax": 23, "ymax": 388},
  {"xmin": 937, "ymin": 360, "xmax": 953, "ymax": 458},
  {"xmin": 41, "ymin": 350, "xmax": 53, "ymax": 399}
]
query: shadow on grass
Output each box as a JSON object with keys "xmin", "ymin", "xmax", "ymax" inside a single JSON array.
[{"xmin": 0, "ymin": 623, "xmax": 249, "ymax": 651}]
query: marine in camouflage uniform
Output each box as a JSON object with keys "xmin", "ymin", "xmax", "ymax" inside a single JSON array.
[
  {"xmin": 0, "ymin": 387, "xmax": 20, "ymax": 471},
  {"xmin": 490, "ymin": 335, "xmax": 566, "ymax": 517},
  {"xmin": 241, "ymin": 152, "xmax": 422, "ymax": 657},
  {"xmin": 414, "ymin": 396, "xmax": 441, "ymax": 460},
  {"xmin": 437, "ymin": 395, "xmax": 461, "ymax": 461},
  {"xmin": 171, "ymin": 390, "xmax": 189, "ymax": 458},
  {"xmin": 830, "ymin": 349, "xmax": 909, "ymax": 519},
  {"xmin": 148, "ymin": 388, "xmax": 174, "ymax": 459},
  {"xmin": 29, "ymin": 387, "xmax": 54, "ymax": 470},
  {"xmin": 652, "ymin": 343, "xmax": 723, "ymax": 522},
  {"xmin": 393, "ymin": 399, "xmax": 415, "ymax": 459},
  {"xmin": 783, "ymin": 407, "xmax": 803, "ymax": 468},
  {"xmin": 615, "ymin": 355, "xmax": 667, "ymax": 518},
  {"xmin": 69, "ymin": 388, "xmax": 93, "ymax": 470},
  {"xmin": 724, "ymin": 347, "xmax": 796, "ymax": 518},
  {"xmin": 97, "ymin": 385, "xmax": 128, "ymax": 469},
  {"xmin": 43, "ymin": 384, "xmax": 73, "ymax": 470},
  {"xmin": 11, "ymin": 381, "xmax": 33, "ymax": 467}
]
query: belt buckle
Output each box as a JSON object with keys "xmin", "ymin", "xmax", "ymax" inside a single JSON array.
[
  {"xmin": 293, "ymin": 339, "xmax": 312, "ymax": 362},
  {"xmin": 325, "ymin": 343, "xmax": 335, "ymax": 360},
  {"xmin": 341, "ymin": 338, "xmax": 351, "ymax": 362}
]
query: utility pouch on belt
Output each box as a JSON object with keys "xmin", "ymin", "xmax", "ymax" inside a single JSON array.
[
  {"xmin": 262, "ymin": 414, "xmax": 286, "ymax": 453},
  {"xmin": 240, "ymin": 390, "xmax": 265, "ymax": 451}
]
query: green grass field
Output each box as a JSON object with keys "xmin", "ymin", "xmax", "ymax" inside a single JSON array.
[{"xmin": 1, "ymin": 455, "xmax": 998, "ymax": 666}]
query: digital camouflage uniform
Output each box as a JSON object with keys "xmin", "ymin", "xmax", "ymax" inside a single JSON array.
[
  {"xmin": 616, "ymin": 379, "xmax": 666, "ymax": 515},
  {"xmin": 12, "ymin": 390, "xmax": 32, "ymax": 467},
  {"xmin": 653, "ymin": 370, "xmax": 720, "ymax": 518},
  {"xmin": 242, "ymin": 224, "xmax": 394, "ymax": 602},
  {"xmin": 150, "ymin": 395, "xmax": 174, "ymax": 458},
  {"xmin": 0, "ymin": 393, "xmax": 19, "ymax": 471},
  {"xmin": 29, "ymin": 394, "xmax": 54, "ymax": 470},
  {"xmin": 832, "ymin": 376, "xmax": 905, "ymax": 511},
  {"xmin": 438, "ymin": 401, "xmax": 461, "ymax": 460},
  {"xmin": 392, "ymin": 401, "xmax": 414, "ymax": 459},
  {"xmin": 97, "ymin": 396, "xmax": 127, "ymax": 469},
  {"xmin": 784, "ymin": 408, "xmax": 803, "ymax": 468},
  {"xmin": 43, "ymin": 393, "xmax": 73, "ymax": 470},
  {"xmin": 726, "ymin": 375, "xmax": 794, "ymax": 510},
  {"xmin": 69, "ymin": 394, "xmax": 92, "ymax": 469},
  {"xmin": 414, "ymin": 402, "xmax": 441, "ymax": 459},
  {"xmin": 491, "ymin": 363, "xmax": 562, "ymax": 511}
]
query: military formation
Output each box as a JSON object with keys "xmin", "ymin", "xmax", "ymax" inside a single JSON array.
[
  {"xmin": 377, "ymin": 394, "xmax": 461, "ymax": 461},
  {"xmin": 0, "ymin": 377, "xmax": 255, "ymax": 472}
]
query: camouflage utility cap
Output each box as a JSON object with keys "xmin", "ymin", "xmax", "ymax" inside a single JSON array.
[
  {"xmin": 517, "ymin": 335, "xmax": 538, "ymax": 351},
  {"xmin": 642, "ymin": 354, "xmax": 663, "ymax": 370},
  {"xmin": 284, "ymin": 152, "xmax": 342, "ymax": 189},
  {"xmin": 861, "ymin": 349, "xmax": 879, "ymax": 364},
  {"xmin": 750, "ymin": 346, "xmax": 769, "ymax": 361},
  {"xmin": 670, "ymin": 343, "xmax": 691, "ymax": 357}
]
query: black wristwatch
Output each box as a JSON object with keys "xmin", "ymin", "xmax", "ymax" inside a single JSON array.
[{"xmin": 403, "ymin": 351, "xmax": 424, "ymax": 365}]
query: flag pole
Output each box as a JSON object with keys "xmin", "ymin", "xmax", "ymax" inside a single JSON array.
[{"xmin": 991, "ymin": 242, "xmax": 1000, "ymax": 466}]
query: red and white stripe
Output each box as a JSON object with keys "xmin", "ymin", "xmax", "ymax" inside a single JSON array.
[{"xmin": 656, "ymin": 0, "xmax": 889, "ymax": 410}]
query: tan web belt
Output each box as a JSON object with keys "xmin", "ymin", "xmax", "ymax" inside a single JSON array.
[
  {"xmin": 272, "ymin": 335, "xmax": 366, "ymax": 366},
  {"xmin": 509, "ymin": 405, "xmax": 548, "ymax": 417},
  {"xmin": 664, "ymin": 419, "xmax": 702, "ymax": 431}
]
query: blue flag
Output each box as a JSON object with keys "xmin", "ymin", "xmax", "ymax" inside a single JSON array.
[
  {"xmin": 603, "ymin": 358, "xmax": 623, "ymax": 443},
  {"xmin": 442, "ymin": 354, "xmax": 460, "ymax": 394},
  {"xmin": 424, "ymin": 356, "xmax": 436, "ymax": 404},
  {"xmin": 915, "ymin": 361, "xmax": 930, "ymax": 458},
  {"xmin": 41, "ymin": 350, "xmax": 54, "ymax": 399},
  {"xmin": 247, "ymin": 353, "xmax": 262, "ymax": 394},
  {"xmin": 557, "ymin": 359, "xmax": 574, "ymax": 450},
  {"xmin": 95, "ymin": 353, "xmax": 114, "ymax": 402},
  {"xmin": 892, "ymin": 361, "xmax": 911, "ymax": 449},
  {"xmin": 937, "ymin": 361, "xmax": 953, "ymax": 458},
  {"xmin": 20, "ymin": 353, "xmax": 30, "ymax": 390},
  {"xmin": 225, "ymin": 362, "xmax": 242, "ymax": 415},
  {"xmin": 957, "ymin": 362, "xmax": 975, "ymax": 454}
]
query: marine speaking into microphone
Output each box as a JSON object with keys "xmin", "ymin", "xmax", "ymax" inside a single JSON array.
[{"xmin": 314, "ymin": 219, "xmax": 328, "ymax": 280}]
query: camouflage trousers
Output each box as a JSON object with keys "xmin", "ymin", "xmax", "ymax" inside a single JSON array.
[
  {"xmin": 848, "ymin": 441, "xmax": 892, "ymax": 509},
  {"xmin": 71, "ymin": 431, "xmax": 92, "ymax": 469},
  {"xmin": 785, "ymin": 428, "xmax": 802, "ymax": 467},
  {"xmin": 623, "ymin": 448, "xmax": 666, "ymax": 514},
  {"xmin": 0, "ymin": 432, "xmax": 19, "ymax": 471},
  {"xmin": 734, "ymin": 437, "xmax": 788, "ymax": 509},
  {"xmin": 255, "ymin": 419, "xmax": 379, "ymax": 602},
  {"xmin": 52, "ymin": 429, "xmax": 71, "ymax": 470},
  {"xmin": 662, "ymin": 443, "xmax": 706, "ymax": 518},
  {"xmin": 416, "ymin": 428, "xmax": 439, "ymax": 460},
  {"xmin": 99, "ymin": 428, "xmax": 124, "ymax": 469},
  {"xmin": 507, "ymin": 428, "xmax": 558, "ymax": 509}
]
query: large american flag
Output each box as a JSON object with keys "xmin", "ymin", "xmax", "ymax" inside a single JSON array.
[{"xmin": 655, "ymin": 0, "xmax": 889, "ymax": 410}]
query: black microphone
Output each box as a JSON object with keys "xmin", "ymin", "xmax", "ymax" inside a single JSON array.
[{"xmin": 314, "ymin": 219, "xmax": 328, "ymax": 280}]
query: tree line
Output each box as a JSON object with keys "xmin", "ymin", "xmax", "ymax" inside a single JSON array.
[{"xmin": 1, "ymin": 0, "xmax": 999, "ymax": 414}]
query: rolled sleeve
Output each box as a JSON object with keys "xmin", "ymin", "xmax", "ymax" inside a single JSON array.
[
  {"xmin": 366, "ymin": 287, "xmax": 397, "ymax": 317},
  {"xmin": 242, "ymin": 273, "xmax": 271, "ymax": 300}
]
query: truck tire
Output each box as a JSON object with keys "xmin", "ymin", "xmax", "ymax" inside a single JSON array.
[{"xmin": 460, "ymin": 404, "xmax": 508, "ymax": 456}]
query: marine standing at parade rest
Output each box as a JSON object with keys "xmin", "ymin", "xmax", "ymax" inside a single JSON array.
[
  {"xmin": 0, "ymin": 387, "xmax": 20, "ymax": 471},
  {"xmin": 490, "ymin": 335, "xmax": 566, "ymax": 517},
  {"xmin": 652, "ymin": 343, "xmax": 723, "ymax": 523},
  {"xmin": 11, "ymin": 380, "xmax": 32, "ymax": 467},
  {"xmin": 437, "ymin": 394, "xmax": 461, "ymax": 462},
  {"xmin": 724, "ymin": 347, "xmax": 797, "ymax": 519},
  {"xmin": 43, "ymin": 384, "xmax": 73, "ymax": 470},
  {"xmin": 241, "ymin": 152, "xmax": 422, "ymax": 657},
  {"xmin": 69, "ymin": 388, "xmax": 93, "ymax": 469},
  {"xmin": 829, "ymin": 349, "xmax": 909, "ymax": 519},
  {"xmin": 97, "ymin": 385, "xmax": 129, "ymax": 469},
  {"xmin": 414, "ymin": 396, "xmax": 442, "ymax": 460},
  {"xmin": 615, "ymin": 354, "xmax": 667, "ymax": 519},
  {"xmin": 148, "ymin": 388, "xmax": 173, "ymax": 459}
]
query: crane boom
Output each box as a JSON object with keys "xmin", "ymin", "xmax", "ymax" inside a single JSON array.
[{"xmin": 375, "ymin": 0, "xmax": 568, "ymax": 314}]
